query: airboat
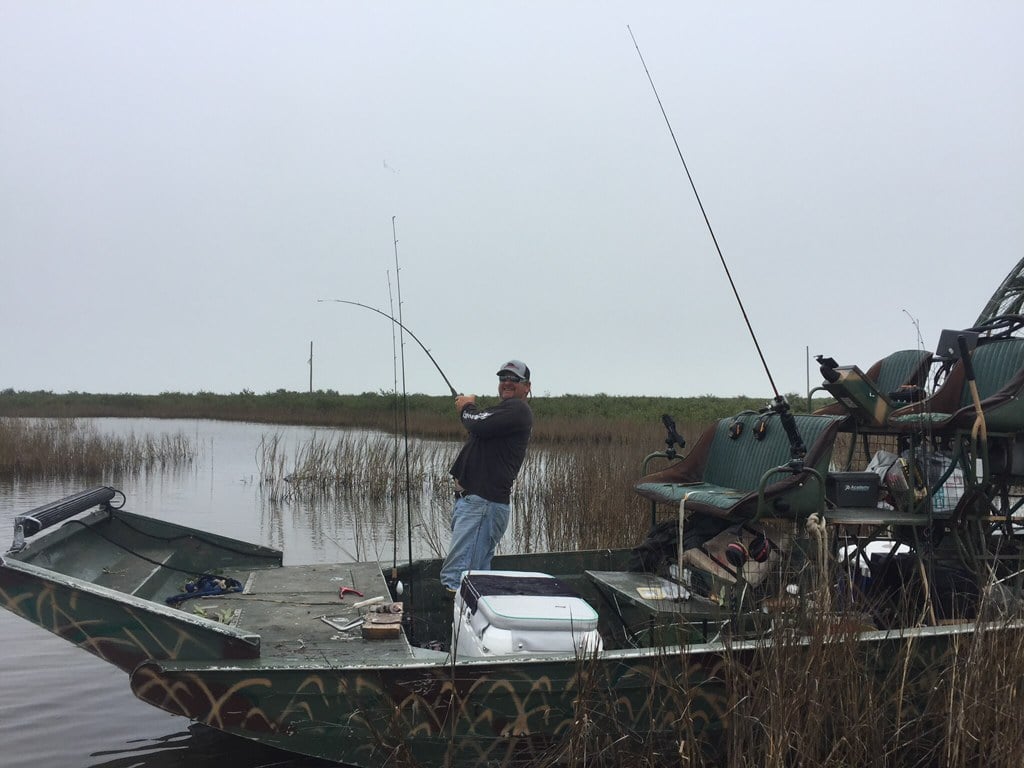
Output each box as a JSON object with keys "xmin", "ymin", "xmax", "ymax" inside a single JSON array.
[{"xmin": 4, "ymin": 263, "xmax": 1024, "ymax": 766}]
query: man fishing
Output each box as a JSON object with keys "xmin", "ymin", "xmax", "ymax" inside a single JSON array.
[{"xmin": 440, "ymin": 360, "xmax": 533, "ymax": 592}]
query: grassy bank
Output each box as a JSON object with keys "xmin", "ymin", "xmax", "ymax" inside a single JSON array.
[{"xmin": 0, "ymin": 388, "xmax": 831, "ymax": 444}]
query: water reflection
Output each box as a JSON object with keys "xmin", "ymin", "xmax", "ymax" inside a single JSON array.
[{"xmin": 87, "ymin": 724, "xmax": 335, "ymax": 768}]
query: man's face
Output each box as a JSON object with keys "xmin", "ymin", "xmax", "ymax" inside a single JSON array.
[{"xmin": 497, "ymin": 374, "xmax": 531, "ymax": 400}]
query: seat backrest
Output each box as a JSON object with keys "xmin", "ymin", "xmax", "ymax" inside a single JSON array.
[
  {"xmin": 703, "ymin": 412, "xmax": 844, "ymax": 491},
  {"xmin": 634, "ymin": 412, "xmax": 846, "ymax": 519},
  {"xmin": 961, "ymin": 338, "xmax": 1024, "ymax": 405},
  {"xmin": 888, "ymin": 338, "xmax": 1024, "ymax": 430},
  {"xmin": 953, "ymin": 338, "xmax": 1024, "ymax": 432},
  {"xmin": 866, "ymin": 349, "xmax": 933, "ymax": 399}
]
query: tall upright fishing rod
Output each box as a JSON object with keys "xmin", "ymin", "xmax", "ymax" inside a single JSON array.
[
  {"xmin": 628, "ymin": 26, "xmax": 805, "ymax": 459},
  {"xmin": 316, "ymin": 298, "xmax": 459, "ymax": 397},
  {"xmin": 386, "ymin": 270, "xmax": 400, "ymax": 578},
  {"xmin": 391, "ymin": 217, "xmax": 415, "ymax": 584},
  {"xmin": 628, "ymin": 26, "xmax": 780, "ymax": 401}
]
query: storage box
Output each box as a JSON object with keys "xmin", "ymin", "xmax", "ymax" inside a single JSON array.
[
  {"xmin": 453, "ymin": 571, "xmax": 602, "ymax": 658},
  {"xmin": 827, "ymin": 472, "xmax": 879, "ymax": 507}
]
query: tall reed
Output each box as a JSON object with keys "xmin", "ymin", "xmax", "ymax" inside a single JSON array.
[
  {"xmin": 0, "ymin": 417, "xmax": 195, "ymax": 479},
  {"xmin": 529, "ymin": 563, "xmax": 1024, "ymax": 768},
  {"xmin": 258, "ymin": 431, "xmax": 459, "ymax": 504},
  {"xmin": 257, "ymin": 418, "xmax": 696, "ymax": 556}
]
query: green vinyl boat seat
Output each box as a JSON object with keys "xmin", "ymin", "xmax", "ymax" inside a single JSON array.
[
  {"xmin": 887, "ymin": 337, "xmax": 1024, "ymax": 434},
  {"xmin": 813, "ymin": 349, "xmax": 933, "ymax": 427},
  {"xmin": 867, "ymin": 349, "xmax": 935, "ymax": 401},
  {"xmin": 634, "ymin": 412, "xmax": 847, "ymax": 521}
]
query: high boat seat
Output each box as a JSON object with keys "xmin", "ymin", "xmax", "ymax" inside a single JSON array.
[
  {"xmin": 634, "ymin": 412, "xmax": 847, "ymax": 521},
  {"xmin": 887, "ymin": 337, "xmax": 1024, "ymax": 434},
  {"xmin": 813, "ymin": 349, "xmax": 933, "ymax": 428}
]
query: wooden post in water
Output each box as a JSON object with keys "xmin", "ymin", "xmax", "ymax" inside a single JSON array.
[{"xmin": 308, "ymin": 341, "xmax": 313, "ymax": 393}]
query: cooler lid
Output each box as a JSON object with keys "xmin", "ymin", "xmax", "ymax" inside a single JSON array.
[{"xmin": 475, "ymin": 593, "xmax": 599, "ymax": 632}]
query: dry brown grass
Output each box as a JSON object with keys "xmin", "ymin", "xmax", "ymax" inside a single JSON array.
[
  {"xmin": 256, "ymin": 417, "xmax": 700, "ymax": 555},
  {"xmin": 529, "ymin": 567, "xmax": 1024, "ymax": 768},
  {"xmin": 0, "ymin": 417, "xmax": 195, "ymax": 478},
  {"xmin": 720, "ymin": 590, "xmax": 1024, "ymax": 767}
]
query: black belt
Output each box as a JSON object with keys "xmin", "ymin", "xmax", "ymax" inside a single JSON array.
[{"xmin": 454, "ymin": 490, "xmax": 471, "ymax": 499}]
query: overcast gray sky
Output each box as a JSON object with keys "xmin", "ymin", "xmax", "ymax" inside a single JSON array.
[{"xmin": 3, "ymin": 2, "xmax": 1022, "ymax": 399}]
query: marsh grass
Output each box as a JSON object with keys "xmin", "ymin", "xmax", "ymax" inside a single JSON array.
[
  {"xmin": 513, "ymin": 422, "xmax": 667, "ymax": 552},
  {"xmin": 0, "ymin": 417, "xmax": 195, "ymax": 478},
  {"xmin": 531, "ymin": 562, "xmax": 1024, "ymax": 768},
  {"xmin": 719, "ymin": 588, "xmax": 1024, "ymax": 767},
  {"xmin": 257, "ymin": 417, "xmax": 693, "ymax": 555},
  {"xmin": 258, "ymin": 431, "xmax": 459, "ymax": 503}
]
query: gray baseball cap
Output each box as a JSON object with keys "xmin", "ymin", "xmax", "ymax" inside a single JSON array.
[{"xmin": 496, "ymin": 360, "xmax": 530, "ymax": 381}]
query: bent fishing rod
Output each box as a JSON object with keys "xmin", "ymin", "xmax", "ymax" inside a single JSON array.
[
  {"xmin": 628, "ymin": 27, "xmax": 805, "ymax": 459},
  {"xmin": 317, "ymin": 299, "xmax": 459, "ymax": 397}
]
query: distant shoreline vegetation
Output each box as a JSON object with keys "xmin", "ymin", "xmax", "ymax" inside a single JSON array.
[{"xmin": 0, "ymin": 388, "xmax": 834, "ymax": 444}]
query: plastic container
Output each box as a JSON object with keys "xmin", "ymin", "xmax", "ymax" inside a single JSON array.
[{"xmin": 453, "ymin": 571, "xmax": 602, "ymax": 657}]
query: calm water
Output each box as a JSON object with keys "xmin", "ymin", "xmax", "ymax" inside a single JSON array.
[{"xmin": 0, "ymin": 418, "xmax": 449, "ymax": 768}]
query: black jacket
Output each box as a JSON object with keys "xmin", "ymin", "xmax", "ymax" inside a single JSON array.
[{"xmin": 449, "ymin": 397, "xmax": 532, "ymax": 504}]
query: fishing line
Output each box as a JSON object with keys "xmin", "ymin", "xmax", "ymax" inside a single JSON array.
[
  {"xmin": 317, "ymin": 298, "xmax": 459, "ymax": 397},
  {"xmin": 628, "ymin": 25, "xmax": 781, "ymax": 400}
]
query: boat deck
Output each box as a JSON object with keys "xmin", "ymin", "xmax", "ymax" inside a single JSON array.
[{"xmin": 201, "ymin": 560, "xmax": 415, "ymax": 666}]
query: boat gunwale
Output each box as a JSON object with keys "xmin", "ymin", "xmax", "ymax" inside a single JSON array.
[
  {"xmin": 131, "ymin": 610, "xmax": 1024, "ymax": 674},
  {"xmin": 4, "ymin": 505, "xmax": 284, "ymax": 564},
  {"xmin": 0, "ymin": 551, "xmax": 262, "ymax": 646}
]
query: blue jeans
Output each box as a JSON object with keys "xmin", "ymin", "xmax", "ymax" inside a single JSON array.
[{"xmin": 439, "ymin": 495, "xmax": 510, "ymax": 591}]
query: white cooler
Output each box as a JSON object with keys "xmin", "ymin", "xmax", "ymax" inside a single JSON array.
[{"xmin": 453, "ymin": 570, "xmax": 603, "ymax": 657}]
